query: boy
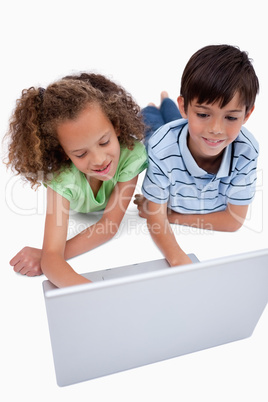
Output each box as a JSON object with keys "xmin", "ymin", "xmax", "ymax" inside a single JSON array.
[{"xmin": 134, "ymin": 44, "xmax": 259, "ymax": 267}]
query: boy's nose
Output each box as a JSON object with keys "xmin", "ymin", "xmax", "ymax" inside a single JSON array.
[{"xmin": 209, "ymin": 120, "xmax": 223, "ymax": 135}]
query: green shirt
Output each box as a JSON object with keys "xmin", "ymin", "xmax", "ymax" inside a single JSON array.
[{"xmin": 47, "ymin": 141, "xmax": 147, "ymax": 213}]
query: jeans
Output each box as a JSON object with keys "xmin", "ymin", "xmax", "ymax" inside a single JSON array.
[{"xmin": 142, "ymin": 98, "xmax": 182, "ymax": 147}]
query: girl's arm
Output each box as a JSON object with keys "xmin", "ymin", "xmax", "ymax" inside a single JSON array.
[
  {"xmin": 167, "ymin": 203, "xmax": 249, "ymax": 232},
  {"xmin": 42, "ymin": 176, "xmax": 138, "ymax": 287},
  {"xmin": 63, "ymin": 175, "xmax": 138, "ymax": 259},
  {"xmin": 10, "ymin": 176, "xmax": 138, "ymax": 284},
  {"xmin": 41, "ymin": 186, "xmax": 91, "ymax": 287},
  {"xmin": 145, "ymin": 200, "xmax": 192, "ymax": 267}
]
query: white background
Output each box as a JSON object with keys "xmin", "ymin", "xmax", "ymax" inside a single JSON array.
[{"xmin": 1, "ymin": 1, "xmax": 267, "ymax": 400}]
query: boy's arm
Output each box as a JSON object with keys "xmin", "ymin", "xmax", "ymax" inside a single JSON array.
[
  {"xmin": 146, "ymin": 200, "xmax": 192, "ymax": 267},
  {"xmin": 167, "ymin": 203, "xmax": 249, "ymax": 232}
]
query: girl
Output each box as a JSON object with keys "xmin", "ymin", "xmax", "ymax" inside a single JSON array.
[{"xmin": 6, "ymin": 73, "xmax": 147, "ymax": 288}]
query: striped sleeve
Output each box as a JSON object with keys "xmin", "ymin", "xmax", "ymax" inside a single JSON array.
[
  {"xmin": 142, "ymin": 146, "xmax": 170, "ymax": 204},
  {"xmin": 226, "ymin": 129, "xmax": 259, "ymax": 205}
]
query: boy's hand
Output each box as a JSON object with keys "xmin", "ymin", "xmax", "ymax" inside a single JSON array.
[
  {"xmin": 9, "ymin": 247, "xmax": 43, "ymax": 277},
  {"xmin": 133, "ymin": 194, "xmax": 149, "ymax": 219},
  {"xmin": 168, "ymin": 250, "xmax": 192, "ymax": 267}
]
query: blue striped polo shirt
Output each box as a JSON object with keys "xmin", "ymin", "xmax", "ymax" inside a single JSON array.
[{"xmin": 142, "ymin": 119, "xmax": 259, "ymax": 214}]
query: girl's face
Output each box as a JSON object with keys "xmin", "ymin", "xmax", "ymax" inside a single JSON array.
[
  {"xmin": 57, "ymin": 103, "xmax": 121, "ymax": 183},
  {"xmin": 177, "ymin": 92, "xmax": 254, "ymax": 171}
]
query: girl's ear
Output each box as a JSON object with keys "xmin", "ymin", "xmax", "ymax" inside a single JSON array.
[{"xmin": 177, "ymin": 96, "xmax": 187, "ymax": 118}]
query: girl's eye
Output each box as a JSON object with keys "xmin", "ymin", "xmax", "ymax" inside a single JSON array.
[
  {"xmin": 100, "ymin": 140, "xmax": 110, "ymax": 146},
  {"xmin": 76, "ymin": 152, "xmax": 86, "ymax": 158}
]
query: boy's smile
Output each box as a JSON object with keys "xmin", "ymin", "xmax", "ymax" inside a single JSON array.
[
  {"xmin": 178, "ymin": 92, "xmax": 254, "ymax": 172},
  {"xmin": 202, "ymin": 137, "xmax": 225, "ymax": 148}
]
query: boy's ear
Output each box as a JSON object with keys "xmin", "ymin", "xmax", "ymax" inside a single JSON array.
[
  {"xmin": 177, "ymin": 96, "xmax": 187, "ymax": 118},
  {"xmin": 243, "ymin": 105, "xmax": 255, "ymax": 124}
]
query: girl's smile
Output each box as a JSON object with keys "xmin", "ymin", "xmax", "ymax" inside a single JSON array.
[
  {"xmin": 92, "ymin": 161, "xmax": 112, "ymax": 176},
  {"xmin": 56, "ymin": 103, "xmax": 121, "ymax": 183}
]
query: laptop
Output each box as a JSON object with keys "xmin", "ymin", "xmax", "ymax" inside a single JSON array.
[{"xmin": 42, "ymin": 249, "xmax": 268, "ymax": 387}]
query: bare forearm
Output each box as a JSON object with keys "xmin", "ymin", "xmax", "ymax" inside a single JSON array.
[
  {"xmin": 41, "ymin": 219, "xmax": 118, "ymax": 287},
  {"xmin": 41, "ymin": 252, "xmax": 90, "ymax": 288},
  {"xmin": 167, "ymin": 205, "xmax": 248, "ymax": 232},
  {"xmin": 64, "ymin": 178, "xmax": 137, "ymax": 260},
  {"xmin": 147, "ymin": 216, "xmax": 191, "ymax": 267},
  {"xmin": 64, "ymin": 217, "xmax": 118, "ymax": 260}
]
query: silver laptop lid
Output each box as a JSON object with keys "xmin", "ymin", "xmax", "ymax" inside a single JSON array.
[
  {"xmin": 43, "ymin": 249, "xmax": 268, "ymax": 387},
  {"xmin": 43, "ymin": 253, "xmax": 199, "ymax": 293}
]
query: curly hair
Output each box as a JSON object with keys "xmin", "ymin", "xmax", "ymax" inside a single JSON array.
[{"xmin": 4, "ymin": 73, "xmax": 145, "ymax": 188}]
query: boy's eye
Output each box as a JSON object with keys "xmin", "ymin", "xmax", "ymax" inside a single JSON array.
[
  {"xmin": 226, "ymin": 116, "xmax": 238, "ymax": 121},
  {"xmin": 197, "ymin": 113, "xmax": 209, "ymax": 118}
]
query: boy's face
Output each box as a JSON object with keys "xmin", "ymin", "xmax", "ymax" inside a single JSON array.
[{"xmin": 177, "ymin": 92, "xmax": 254, "ymax": 169}]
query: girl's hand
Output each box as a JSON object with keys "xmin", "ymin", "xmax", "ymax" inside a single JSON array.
[
  {"xmin": 133, "ymin": 194, "xmax": 149, "ymax": 219},
  {"xmin": 9, "ymin": 247, "xmax": 43, "ymax": 277}
]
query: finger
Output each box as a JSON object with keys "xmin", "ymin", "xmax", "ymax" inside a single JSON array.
[
  {"xmin": 17, "ymin": 265, "xmax": 42, "ymax": 277},
  {"xmin": 9, "ymin": 253, "xmax": 21, "ymax": 266},
  {"xmin": 133, "ymin": 194, "xmax": 143, "ymax": 205},
  {"xmin": 19, "ymin": 266, "xmax": 31, "ymax": 275},
  {"xmin": 9, "ymin": 247, "xmax": 30, "ymax": 266},
  {"xmin": 26, "ymin": 269, "xmax": 42, "ymax": 277},
  {"xmin": 26, "ymin": 270, "xmax": 37, "ymax": 277},
  {"xmin": 13, "ymin": 261, "xmax": 26, "ymax": 273}
]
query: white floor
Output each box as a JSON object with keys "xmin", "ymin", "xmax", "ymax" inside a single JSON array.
[{"xmin": 1, "ymin": 1, "xmax": 268, "ymax": 401}]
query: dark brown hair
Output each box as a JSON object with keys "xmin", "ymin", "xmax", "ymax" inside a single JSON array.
[
  {"xmin": 5, "ymin": 73, "xmax": 145, "ymax": 188},
  {"xmin": 180, "ymin": 44, "xmax": 259, "ymax": 113}
]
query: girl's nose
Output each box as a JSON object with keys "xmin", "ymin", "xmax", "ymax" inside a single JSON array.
[{"xmin": 90, "ymin": 150, "xmax": 106, "ymax": 167}]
